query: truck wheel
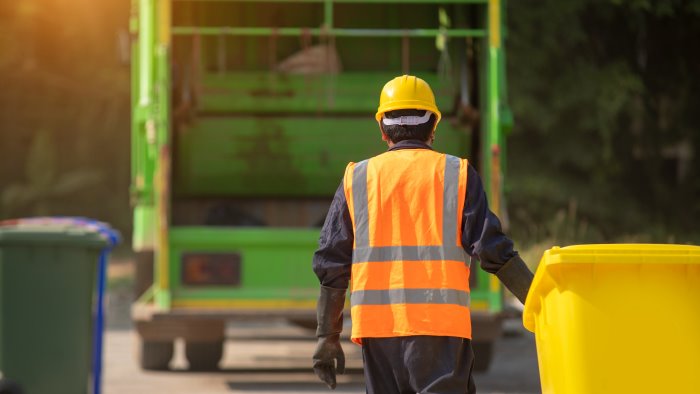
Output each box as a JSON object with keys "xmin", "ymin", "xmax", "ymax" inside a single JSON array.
[
  {"xmin": 186, "ymin": 340, "xmax": 224, "ymax": 371},
  {"xmin": 139, "ymin": 340, "xmax": 174, "ymax": 370},
  {"xmin": 472, "ymin": 341, "xmax": 494, "ymax": 372}
]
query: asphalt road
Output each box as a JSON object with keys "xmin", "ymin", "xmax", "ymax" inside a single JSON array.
[
  {"xmin": 104, "ymin": 267, "xmax": 540, "ymax": 394},
  {"xmin": 103, "ymin": 320, "xmax": 540, "ymax": 394}
]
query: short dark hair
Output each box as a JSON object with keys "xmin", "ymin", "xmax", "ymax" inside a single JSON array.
[{"xmin": 381, "ymin": 109, "xmax": 436, "ymax": 144}]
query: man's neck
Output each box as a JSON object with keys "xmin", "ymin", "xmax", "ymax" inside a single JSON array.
[{"xmin": 387, "ymin": 139, "xmax": 434, "ymax": 151}]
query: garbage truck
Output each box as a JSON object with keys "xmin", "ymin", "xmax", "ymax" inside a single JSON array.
[{"xmin": 130, "ymin": 0, "xmax": 513, "ymax": 371}]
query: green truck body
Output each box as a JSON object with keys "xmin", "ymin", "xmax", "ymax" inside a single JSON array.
[{"xmin": 130, "ymin": 0, "xmax": 512, "ymax": 371}]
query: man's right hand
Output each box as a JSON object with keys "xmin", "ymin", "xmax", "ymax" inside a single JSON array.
[{"xmin": 312, "ymin": 334, "xmax": 345, "ymax": 389}]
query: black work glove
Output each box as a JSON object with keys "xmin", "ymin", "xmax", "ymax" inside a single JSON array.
[
  {"xmin": 496, "ymin": 254, "xmax": 534, "ymax": 304},
  {"xmin": 312, "ymin": 285, "xmax": 346, "ymax": 389},
  {"xmin": 313, "ymin": 333, "xmax": 345, "ymax": 389}
]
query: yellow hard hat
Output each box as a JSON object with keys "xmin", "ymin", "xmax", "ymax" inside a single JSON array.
[{"xmin": 375, "ymin": 75, "xmax": 442, "ymax": 126}]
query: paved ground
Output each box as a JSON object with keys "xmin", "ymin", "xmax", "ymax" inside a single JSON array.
[
  {"xmin": 104, "ymin": 263, "xmax": 540, "ymax": 393},
  {"xmin": 103, "ymin": 320, "xmax": 540, "ymax": 394}
]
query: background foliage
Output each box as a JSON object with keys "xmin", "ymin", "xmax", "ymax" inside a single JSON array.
[
  {"xmin": 505, "ymin": 0, "xmax": 700, "ymax": 257},
  {"xmin": 0, "ymin": 0, "xmax": 698, "ymax": 254},
  {"xmin": 0, "ymin": 0, "xmax": 131, "ymax": 232}
]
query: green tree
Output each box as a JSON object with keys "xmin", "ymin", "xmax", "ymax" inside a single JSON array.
[{"xmin": 506, "ymin": 0, "xmax": 700, "ymax": 242}]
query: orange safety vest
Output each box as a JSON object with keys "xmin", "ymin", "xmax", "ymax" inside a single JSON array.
[{"xmin": 343, "ymin": 149, "xmax": 471, "ymax": 345}]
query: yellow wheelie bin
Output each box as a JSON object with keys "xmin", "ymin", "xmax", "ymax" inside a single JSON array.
[{"xmin": 523, "ymin": 244, "xmax": 700, "ymax": 394}]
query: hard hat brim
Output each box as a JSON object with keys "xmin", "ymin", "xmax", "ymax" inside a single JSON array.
[{"xmin": 375, "ymin": 101, "xmax": 442, "ymax": 125}]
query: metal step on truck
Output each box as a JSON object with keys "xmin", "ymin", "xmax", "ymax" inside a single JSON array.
[{"xmin": 130, "ymin": 0, "xmax": 513, "ymax": 372}]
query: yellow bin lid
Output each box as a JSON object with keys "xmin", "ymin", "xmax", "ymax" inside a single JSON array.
[{"xmin": 523, "ymin": 243, "xmax": 700, "ymax": 332}]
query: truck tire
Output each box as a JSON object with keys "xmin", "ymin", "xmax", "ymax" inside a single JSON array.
[
  {"xmin": 139, "ymin": 340, "xmax": 174, "ymax": 370},
  {"xmin": 472, "ymin": 341, "xmax": 494, "ymax": 372},
  {"xmin": 186, "ymin": 340, "xmax": 224, "ymax": 371}
]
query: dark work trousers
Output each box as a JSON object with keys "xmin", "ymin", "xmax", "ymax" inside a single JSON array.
[{"xmin": 361, "ymin": 336, "xmax": 476, "ymax": 394}]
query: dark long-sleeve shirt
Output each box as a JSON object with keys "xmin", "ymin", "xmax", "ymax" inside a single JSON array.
[{"xmin": 312, "ymin": 139, "xmax": 518, "ymax": 290}]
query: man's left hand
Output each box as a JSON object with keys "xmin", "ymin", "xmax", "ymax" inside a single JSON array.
[{"xmin": 312, "ymin": 334, "xmax": 345, "ymax": 389}]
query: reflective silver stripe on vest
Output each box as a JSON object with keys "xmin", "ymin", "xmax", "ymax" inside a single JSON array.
[
  {"xmin": 352, "ymin": 160, "xmax": 369, "ymax": 248},
  {"xmin": 443, "ymin": 155, "xmax": 461, "ymax": 247},
  {"xmin": 351, "ymin": 288, "xmax": 470, "ymax": 307},
  {"xmin": 353, "ymin": 245, "xmax": 466, "ymax": 263},
  {"xmin": 350, "ymin": 154, "xmax": 467, "ymax": 264}
]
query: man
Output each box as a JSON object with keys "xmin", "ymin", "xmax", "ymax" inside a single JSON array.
[{"xmin": 312, "ymin": 75, "xmax": 534, "ymax": 393}]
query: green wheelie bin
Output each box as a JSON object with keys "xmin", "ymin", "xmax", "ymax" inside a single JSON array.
[{"xmin": 0, "ymin": 218, "xmax": 118, "ymax": 394}]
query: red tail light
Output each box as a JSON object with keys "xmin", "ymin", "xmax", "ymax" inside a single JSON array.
[{"xmin": 181, "ymin": 253, "xmax": 242, "ymax": 286}]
